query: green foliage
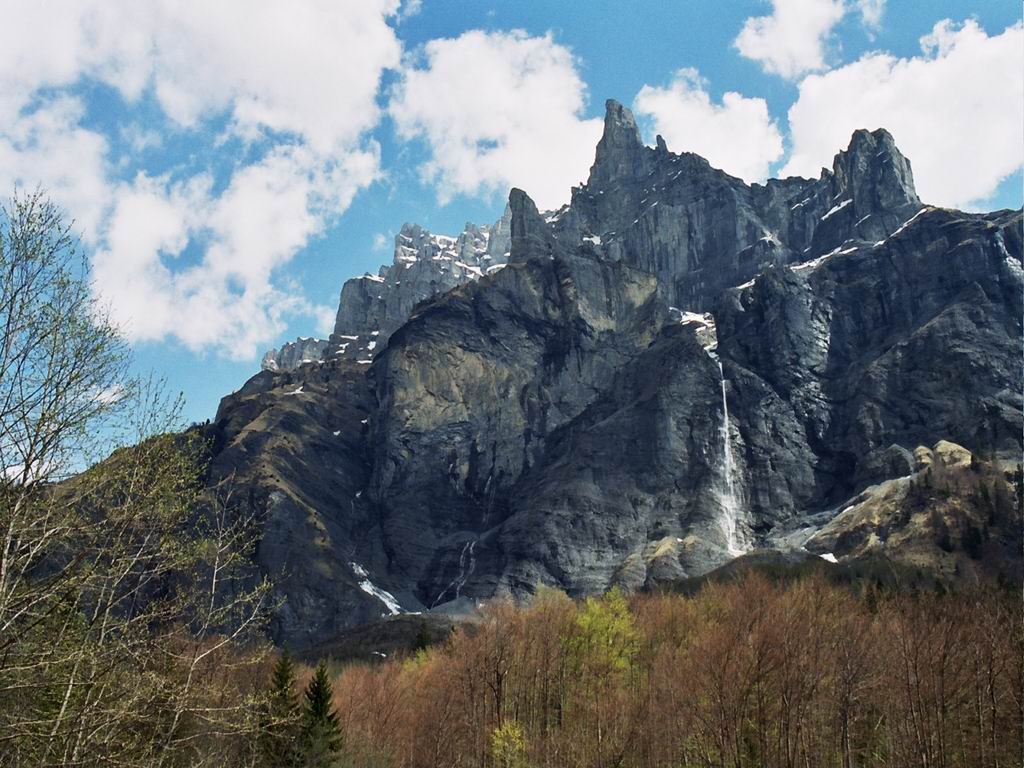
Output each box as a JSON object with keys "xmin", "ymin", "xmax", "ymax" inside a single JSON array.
[
  {"xmin": 490, "ymin": 720, "xmax": 530, "ymax": 768},
  {"xmin": 260, "ymin": 650, "xmax": 301, "ymax": 767},
  {"xmin": 565, "ymin": 586, "xmax": 639, "ymax": 678},
  {"xmin": 300, "ymin": 661, "xmax": 344, "ymax": 766}
]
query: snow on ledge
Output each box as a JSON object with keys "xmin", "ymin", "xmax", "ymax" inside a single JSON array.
[
  {"xmin": 350, "ymin": 562, "xmax": 403, "ymax": 615},
  {"xmin": 821, "ymin": 199, "xmax": 851, "ymax": 221}
]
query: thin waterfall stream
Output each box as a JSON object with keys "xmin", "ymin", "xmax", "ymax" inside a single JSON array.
[
  {"xmin": 716, "ymin": 360, "xmax": 745, "ymax": 557},
  {"xmin": 672, "ymin": 309, "xmax": 748, "ymax": 558},
  {"xmin": 431, "ymin": 539, "xmax": 477, "ymax": 607}
]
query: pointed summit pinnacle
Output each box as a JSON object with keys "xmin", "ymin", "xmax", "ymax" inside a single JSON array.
[
  {"xmin": 588, "ymin": 99, "xmax": 649, "ymax": 187},
  {"xmin": 601, "ymin": 99, "xmax": 643, "ymax": 147},
  {"xmin": 831, "ymin": 128, "xmax": 920, "ymax": 212}
]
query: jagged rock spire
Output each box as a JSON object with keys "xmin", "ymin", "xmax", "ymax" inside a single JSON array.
[
  {"xmin": 588, "ymin": 99, "xmax": 650, "ymax": 187},
  {"xmin": 831, "ymin": 128, "xmax": 920, "ymax": 213},
  {"xmin": 809, "ymin": 127, "xmax": 923, "ymax": 252},
  {"xmin": 508, "ymin": 188, "xmax": 555, "ymax": 262}
]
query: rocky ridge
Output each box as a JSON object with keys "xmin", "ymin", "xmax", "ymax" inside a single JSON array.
[
  {"xmin": 262, "ymin": 209, "xmax": 512, "ymax": 372},
  {"xmin": 211, "ymin": 100, "xmax": 1022, "ymax": 647}
]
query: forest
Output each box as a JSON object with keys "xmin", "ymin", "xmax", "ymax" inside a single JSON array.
[{"xmin": 313, "ymin": 576, "xmax": 1023, "ymax": 768}]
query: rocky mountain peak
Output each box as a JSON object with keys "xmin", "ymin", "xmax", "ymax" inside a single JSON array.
[
  {"xmin": 261, "ymin": 336, "xmax": 330, "ymax": 372},
  {"xmin": 229, "ymin": 102, "xmax": 1022, "ymax": 645},
  {"xmin": 809, "ymin": 127, "xmax": 923, "ymax": 252},
  {"xmin": 589, "ymin": 99, "xmax": 650, "ymax": 187},
  {"xmin": 831, "ymin": 127, "xmax": 920, "ymax": 212}
]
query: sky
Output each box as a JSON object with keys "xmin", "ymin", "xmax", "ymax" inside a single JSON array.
[{"xmin": 1, "ymin": 0, "xmax": 1021, "ymax": 426}]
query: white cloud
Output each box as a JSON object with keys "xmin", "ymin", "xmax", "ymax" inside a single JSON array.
[
  {"xmin": 372, "ymin": 233, "xmax": 390, "ymax": 251},
  {"xmin": 855, "ymin": 0, "xmax": 885, "ymax": 30},
  {"xmin": 0, "ymin": 1, "xmax": 402, "ymax": 152},
  {"xmin": 782, "ymin": 20, "xmax": 1024, "ymax": 209},
  {"xmin": 633, "ymin": 69, "xmax": 784, "ymax": 183},
  {"xmin": 397, "ymin": 0, "xmax": 423, "ymax": 22},
  {"xmin": 734, "ymin": 0, "xmax": 888, "ymax": 79},
  {"xmin": 90, "ymin": 144, "xmax": 379, "ymax": 358},
  {"xmin": 0, "ymin": 97, "xmax": 110, "ymax": 239},
  {"xmin": 0, "ymin": 0, "xmax": 402, "ymax": 358},
  {"xmin": 734, "ymin": 0, "xmax": 848, "ymax": 79},
  {"xmin": 388, "ymin": 30, "xmax": 603, "ymax": 211}
]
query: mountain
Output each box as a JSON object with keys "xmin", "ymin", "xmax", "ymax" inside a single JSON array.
[{"xmin": 207, "ymin": 100, "xmax": 1023, "ymax": 647}]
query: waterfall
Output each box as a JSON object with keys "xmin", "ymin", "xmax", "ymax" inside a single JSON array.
[
  {"xmin": 431, "ymin": 539, "xmax": 477, "ymax": 608},
  {"xmin": 674, "ymin": 310, "xmax": 746, "ymax": 558},
  {"xmin": 716, "ymin": 361, "xmax": 745, "ymax": 557}
]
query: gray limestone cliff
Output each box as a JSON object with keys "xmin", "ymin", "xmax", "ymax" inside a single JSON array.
[
  {"xmin": 261, "ymin": 210, "xmax": 512, "ymax": 371},
  {"xmin": 210, "ymin": 100, "xmax": 1022, "ymax": 647},
  {"xmin": 261, "ymin": 337, "xmax": 330, "ymax": 372}
]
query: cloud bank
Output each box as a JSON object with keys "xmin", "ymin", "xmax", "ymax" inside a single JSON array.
[
  {"xmin": 0, "ymin": 0, "xmax": 401, "ymax": 358},
  {"xmin": 389, "ymin": 30, "xmax": 603, "ymax": 211}
]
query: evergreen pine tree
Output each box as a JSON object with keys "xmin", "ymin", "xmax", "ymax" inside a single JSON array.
[
  {"xmin": 412, "ymin": 618, "xmax": 431, "ymax": 653},
  {"xmin": 299, "ymin": 660, "xmax": 344, "ymax": 766},
  {"xmin": 259, "ymin": 649, "xmax": 301, "ymax": 767}
]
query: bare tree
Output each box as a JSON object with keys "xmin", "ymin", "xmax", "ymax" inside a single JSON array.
[{"xmin": 0, "ymin": 191, "xmax": 270, "ymax": 767}]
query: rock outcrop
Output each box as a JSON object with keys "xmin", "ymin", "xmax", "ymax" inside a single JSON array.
[
  {"xmin": 261, "ymin": 337, "xmax": 331, "ymax": 372},
  {"xmin": 803, "ymin": 441, "xmax": 1021, "ymax": 583},
  {"xmin": 210, "ymin": 100, "xmax": 1023, "ymax": 646},
  {"xmin": 261, "ymin": 211, "xmax": 512, "ymax": 372}
]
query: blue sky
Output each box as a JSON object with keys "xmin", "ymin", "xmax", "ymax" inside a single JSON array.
[{"xmin": 1, "ymin": 0, "xmax": 1021, "ymax": 425}]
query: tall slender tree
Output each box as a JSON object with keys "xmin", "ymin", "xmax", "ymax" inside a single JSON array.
[
  {"xmin": 300, "ymin": 660, "xmax": 344, "ymax": 766},
  {"xmin": 260, "ymin": 649, "xmax": 301, "ymax": 766}
]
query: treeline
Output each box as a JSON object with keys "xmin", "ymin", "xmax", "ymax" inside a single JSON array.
[{"xmin": 322, "ymin": 576, "xmax": 1022, "ymax": 768}]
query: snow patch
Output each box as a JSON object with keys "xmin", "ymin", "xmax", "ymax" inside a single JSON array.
[
  {"xmin": 350, "ymin": 561, "xmax": 403, "ymax": 615},
  {"xmin": 821, "ymin": 199, "xmax": 852, "ymax": 221},
  {"xmin": 790, "ymin": 244, "xmax": 858, "ymax": 273},
  {"xmin": 674, "ymin": 310, "xmax": 715, "ymax": 328},
  {"xmin": 891, "ymin": 207, "xmax": 931, "ymax": 237}
]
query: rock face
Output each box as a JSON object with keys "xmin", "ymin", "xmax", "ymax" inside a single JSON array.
[
  {"xmin": 549, "ymin": 101, "xmax": 923, "ymax": 312},
  {"xmin": 803, "ymin": 441, "xmax": 1021, "ymax": 584},
  {"xmin": 261, "ymin": 337, "xmax": 331, "ymax": 372},
  {"xmin": 210, "ymin": 100, "xmax": 1023, "ymax": 646},
  {"xmin": 261, "ymin": 211, "xmax": 512, "ymax": 371}
]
